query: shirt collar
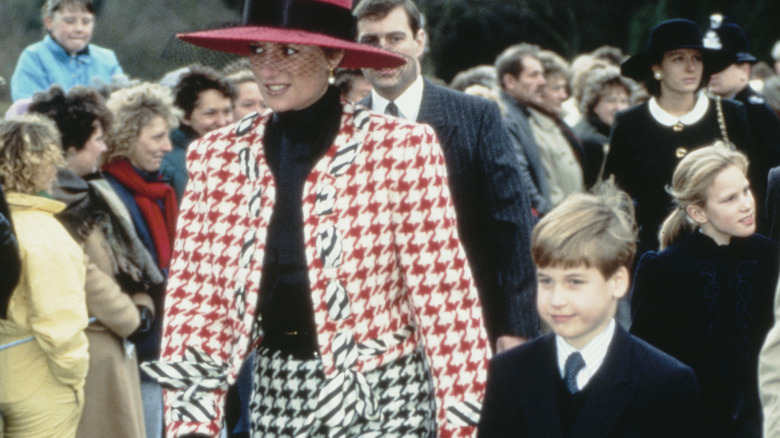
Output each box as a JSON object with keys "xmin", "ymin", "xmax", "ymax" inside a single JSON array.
[
  {"xmin": 43, "ymin": 34, "xmax": 91, "ymax": 62},
  {"xmin": 370, "ymin": 74, "xmax": 424, "ymax": 122},
  {"xmin": 6, "ymin": 192, "xmax": 66, "ymax": 214},
  {"xmin": 556, "ymin": 319, "xmax": 616, "ymax": 391},
  {"xmin": 648, "ymin": 92, "xmax": 710, "ymax": 127}
]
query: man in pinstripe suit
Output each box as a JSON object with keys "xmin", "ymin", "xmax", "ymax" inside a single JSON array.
[{"xmin": 354, "ymin": 0, "xmax": 539, "ymax": 352}]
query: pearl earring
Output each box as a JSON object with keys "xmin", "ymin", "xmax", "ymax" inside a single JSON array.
[{"xmin": 654, "ymin": 71, "xmax": 663, "ymax": 80}]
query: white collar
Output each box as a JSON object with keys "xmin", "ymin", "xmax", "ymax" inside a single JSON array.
[
  {"xmin": 648, "ymin": 92, "xmax": 710, "ymax": 127},
  {"xmin": 370, "ymin": 74, "xmax": 424, "ymax": 122},
  {"xmin": 556, "ymin": 319, "xmax": 616, "ymax": 391}
]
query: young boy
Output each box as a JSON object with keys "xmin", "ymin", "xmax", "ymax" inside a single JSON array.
[
  {"xmin": 477, "ymin": 185, "xmax": 703, "ymax": 437},
  {"xmin": 11, "ymin": 0, "xmax": 125, "ymax": 101}
]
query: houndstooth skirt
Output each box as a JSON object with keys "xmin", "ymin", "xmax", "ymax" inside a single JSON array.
[{"xmin": 250, "ymin": 347, "xmax": 436, "ymax": 437}]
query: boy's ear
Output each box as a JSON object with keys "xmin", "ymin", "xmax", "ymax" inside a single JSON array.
[
  {"xmin": 44, "ymin": 17, "xmax": 53, "ymax": 32},
  {"xmin": 608, "ymin": 266, "xmax": 629, "ymax": 300}
]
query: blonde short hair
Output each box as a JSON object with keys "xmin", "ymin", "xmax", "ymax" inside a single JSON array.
[
  {"xmin": 0, "ymin": 115, "xmax": 64, "ymax": 194},
  {"xmin": 532, "ymin": 181, "xmax": 637, "ymax": 278},
  {"xmin": 103, "ymin": 82, "xmax": 180, "ymax": 165}
]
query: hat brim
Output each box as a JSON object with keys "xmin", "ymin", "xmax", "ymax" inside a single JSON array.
[
  {"xmin": 621, "ymin": 47, "xmax": 736, "ymax": 82},
  {"xmin": 178, "ymin": 26, "xmax": 405, "ymax": 69}
]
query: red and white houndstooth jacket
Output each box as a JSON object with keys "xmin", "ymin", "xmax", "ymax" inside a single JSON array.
[{"xmin": 146, "ymin": 101, "xmax": 491, "ymax": 437}]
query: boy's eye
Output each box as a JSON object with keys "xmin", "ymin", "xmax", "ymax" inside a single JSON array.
[{"xmin": 538, "ymin": 278, "xmax": 553, "ymax": 286}]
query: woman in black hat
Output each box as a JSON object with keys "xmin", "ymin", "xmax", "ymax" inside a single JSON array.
[
  {"xmin": 603, "ymin": 18, "xmax": 759, "ymax": 257},
  {"xmin": 142, "ymin": 1, "xmax": 491, "ymax": 437}
]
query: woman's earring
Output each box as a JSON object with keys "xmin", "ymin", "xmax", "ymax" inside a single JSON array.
[
  {"xmin": 654, "ymin": 71, "xmax": 663, "ymax": 80},
  {"xmin": 328, "ymin": 66, "xmax": 335, "ymax": 85}
]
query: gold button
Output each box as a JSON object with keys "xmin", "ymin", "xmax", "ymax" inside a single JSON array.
[
  {"xmin": 673, "ymin": 122, "xmax": 684, "ymax": 132},
  {"xmin": 675, "ymin": 147, "xmax": 688, "ymax": 158}
]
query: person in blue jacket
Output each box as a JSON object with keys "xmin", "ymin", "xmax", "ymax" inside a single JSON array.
[{"xmin": 10, "ymin": 0, "xmax": 124, "ymax": 102}]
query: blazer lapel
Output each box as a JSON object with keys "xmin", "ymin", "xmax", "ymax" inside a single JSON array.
[
  {"xmin": 568, "ymin": 327, "xmax": 636, "ymax": 438},
  {"xmin": 416, "ymin": 80, "xmax": 458, "ymax": 153}
]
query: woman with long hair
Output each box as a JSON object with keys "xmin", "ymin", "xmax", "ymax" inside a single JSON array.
[
  {"xmin": 141, "ymin": 0, "xmax": 491, "ymax": 437},
  {"xmin": 604, "ymin": 19, "xmax": 762, "ymax": 256},
  {"xmin": 631, "ymin": 142, "xmax": 779, "ymax": 437}
]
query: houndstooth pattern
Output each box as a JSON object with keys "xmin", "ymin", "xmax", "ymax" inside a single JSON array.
[
  {"xmin": 158, "ymin": 101, "xmax": 490, "ymax": 437},
  {"xmin": 250, "ymin": 347, "xmax": 435, "ymax": 438}
]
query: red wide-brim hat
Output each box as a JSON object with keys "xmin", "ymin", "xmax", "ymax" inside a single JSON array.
[{"xmin": 177, "ymin": 0, "xmax": 405, "ymax": 70}]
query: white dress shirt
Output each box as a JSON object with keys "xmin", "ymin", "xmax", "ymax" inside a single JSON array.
[
  {"xmin": 556, "ymin": 319, "xmax": 616, "ymax": 391},
  {"xmin": 369, "ymin": 74, "xmax": 424, "ymax": 122}
]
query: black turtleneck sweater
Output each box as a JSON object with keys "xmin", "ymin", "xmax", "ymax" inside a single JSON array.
[{"xmin": 257, "ymin": 86, "xmax": 342, "ymax": 359}]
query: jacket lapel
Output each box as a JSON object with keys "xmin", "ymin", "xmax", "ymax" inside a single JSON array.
[{"xmin": 568, "ymin": 327, "xmax": 635, "ymax": 438}]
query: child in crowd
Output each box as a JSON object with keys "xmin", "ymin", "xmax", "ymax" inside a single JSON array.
[
  {"xmin": 631, "ymin": 143, "xmax": 779, "ymax": 437},
  {"xmin": 478, "ymin": 183, "xmax": 702, "ymax": 437},
  {"xmin": 10, "ymin": 0, "xmax": 124, "ymax": 101}
]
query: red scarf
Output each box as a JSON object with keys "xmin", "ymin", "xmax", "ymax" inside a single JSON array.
[{"xmin": 102, "ymin": 159, "xmax": 178, "ymax": 270}]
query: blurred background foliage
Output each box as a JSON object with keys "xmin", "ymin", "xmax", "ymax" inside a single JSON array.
[{"xmin": 1, "ymin": 0, "xmax": 779, "ymax": 108}]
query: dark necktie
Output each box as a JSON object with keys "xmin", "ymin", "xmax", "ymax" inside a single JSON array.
[
  {"xmin": 564, "ymin": 352, "xmax": 585, "ymax": 393},
  {"xmin": 385, "ymin": 101, "xmax": 400, "ymax": 117}
]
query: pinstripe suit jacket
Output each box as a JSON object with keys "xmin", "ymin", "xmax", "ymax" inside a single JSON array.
[{"xmin": 364, "ymin": 80, "xmax": 539, "ymax": 343}]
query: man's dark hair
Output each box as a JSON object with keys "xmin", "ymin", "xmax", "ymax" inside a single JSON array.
[
  {"xmin": 174, "ymin": 65, "xmax": 236, "ymax": 119},
  {"xmin": 353, "ymin": 0, "xmax": 422, "ymax": 35},
  {"xmin": 494, "ymin": 43, "xmax": 541, "ymax": 90},
  {"xmin": 29, "ymin": 84, "xmax": 112, "ymax": 152}
]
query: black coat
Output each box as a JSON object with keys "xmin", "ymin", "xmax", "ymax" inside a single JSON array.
[
  {"xmin": 0, "ymin": 183, "xmax": 20, "ymax": 319},
  {"xmin": 631, "ymin": 232, "xmax": 779, "ymax": 438},
  {"xmin": 573, "ymin": 114, "xmax": 610, "ymax": 189},
  {"xmin": 769, "ymin": 166, "xmax": 780, "ymax": 241},
  {"xmin": 362, "ymin": 80, "xmax": 540, "ymax": 343},
  {"xmin": 605, "ymin": 98, "xmax": 757, "ymax": 255},
  {"xmin": 477, "ymin": 327, "xmax": 703, "ymax": 438}
]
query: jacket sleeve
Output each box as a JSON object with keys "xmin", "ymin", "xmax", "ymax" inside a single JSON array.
[
  {"xmin": 150, "ymin": 135, "xmax": 234, "ymax": 438},
  {"xmin": 10, "ymin": 47, "xmax": 49, "ymax": 102},
  {"xmin": 83, "ymin": 229, "xmax": 141, "ymax": 338},
  {"xmin": 394, "ymin": 123, "xmax": 491, "ymax": 438},
  {"xmin": 759, "ymin": 269, "xmax": 780, "ymax": 437},
  {"xmin": 24, "ymin": 239, "xmax": 89, "ymax": 389},
  {"xmin": 477, "ymin": 103, "xmax": 538, "ymax": 340}
]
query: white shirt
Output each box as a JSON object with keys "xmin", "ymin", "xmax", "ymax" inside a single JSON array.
[
  {"xmin": 556, "ymin": 319, "xmax": 616, "ymax": 391},
  {"xmin": 369, "ymin": 74, "xmax": 424, "ymax": 122},
  {"xmin": 648, "ymin": 92, "xmax": 710, "ymax": 127}
]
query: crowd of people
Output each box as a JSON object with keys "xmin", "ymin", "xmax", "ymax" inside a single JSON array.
[{"xmin": 1, "ymin": 0, "xmax": 780, "ymax": 437}]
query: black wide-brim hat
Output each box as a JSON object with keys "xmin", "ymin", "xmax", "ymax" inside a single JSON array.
[
  {"xmin": 177, "ymin": 0, "xmax": 405, "ymax": 69},
  {"xmin": 621, "ymin": 19, "xmax": 736, "ymax": 81}
]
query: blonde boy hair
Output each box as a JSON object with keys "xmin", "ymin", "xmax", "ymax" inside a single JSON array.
[
  {"xmin": 532, "ymin": 181, "xmax": 637, "ymax": 278},
  {"xmin": 0, "ymin": 114, "xmax": 64, "ymax": 194}
]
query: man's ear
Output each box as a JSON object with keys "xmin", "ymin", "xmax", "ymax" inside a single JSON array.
[
  {"xmin": 608, "ymin": 266, "xmax": 629, "ymax": 300},
  {"xmin": 686, "ymin": 204, "xmax": 708, "ymax": 226},
  {"xmin": 501, "ymin": 72, "xmax": 516, "ymax": 91},
  {"xmin": 415, "ymin": 29, "xmax": 426, "ymax": 59}
]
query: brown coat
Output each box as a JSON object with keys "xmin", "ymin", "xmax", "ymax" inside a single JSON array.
[{"xmin": 76, "ymin": 227, "xmax": 150, "ymax": 438}]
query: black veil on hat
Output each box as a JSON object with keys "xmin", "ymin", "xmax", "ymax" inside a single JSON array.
[
  {"xmin": 176, "ymin": 0, "xmax": 404, "ymax": 69},
  {"xmin": 621, "ymin": 19, "xmax": 736, "ymax": 82}
]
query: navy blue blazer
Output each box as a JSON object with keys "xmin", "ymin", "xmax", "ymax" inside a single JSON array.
[
  {"xmin": 362, "ymin": 80, "xmax": 539, "ymax": 342},
  {"xmin": 477, "ymin": 327, "xmax": 703, "ymax": 438}
]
